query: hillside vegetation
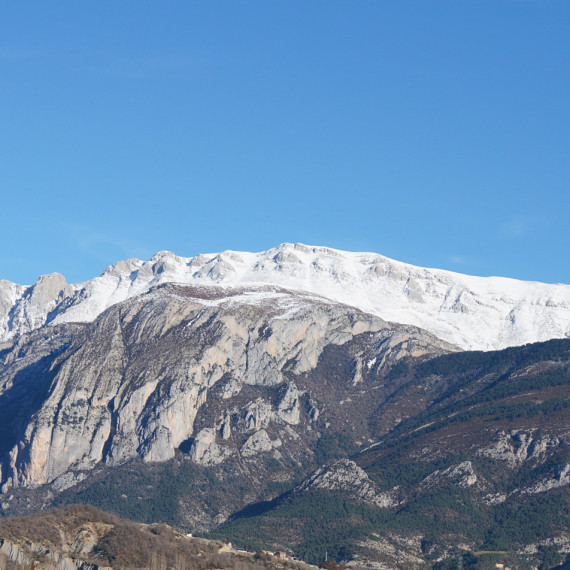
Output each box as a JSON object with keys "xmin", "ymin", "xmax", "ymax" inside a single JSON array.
[{"xmin": 0, "ymin": 505, "xmax": 316, "ymax": 570}]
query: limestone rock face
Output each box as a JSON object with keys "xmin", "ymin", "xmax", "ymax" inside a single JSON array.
[
  {"xmin": 297, "ymin": 458, "xmax": 399, "ymax": 508},
  {"xmin": 477, "ymin": 429, "xmax": 565, "ymax": 468},
  {"xmin": 518, "ymin": 463, "xmax": 570, "ymax": 495},
  {"xmin": 240, "ymin": 429, "xmax": 282, "ymax": 457},
  {"xmin": 276, "ymin": 382, "xmax": 301, "ymax": 425},
  {"xmin": 0, "ymin": 283, "xmax": 452, "ymax": 492},
  {"xmin": 418, "ymin": 461, "xmax": 479, "ymax": 491},
  {"xmin": 190, "ymin": 428, "xmax": 231, "ymax": 466},
  {"xmin": 0, "ymin": 273, "xmax": 74, "ymax": 346}
]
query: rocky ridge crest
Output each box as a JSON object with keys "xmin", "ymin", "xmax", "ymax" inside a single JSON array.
[{"xmin": 2, "ymin": 243, "xmax": 570, "ymax": 350}]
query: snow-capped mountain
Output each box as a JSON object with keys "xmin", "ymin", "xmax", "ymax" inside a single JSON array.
[{"xmin": 1, "ymin": 242, "xmax": 570, "ymax": 351}]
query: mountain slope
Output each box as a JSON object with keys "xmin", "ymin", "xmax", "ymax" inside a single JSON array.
[
  {"xmin": 2, "ymin": 246, "xmax": 570, "ymax": 568},
  {"xmin": 209, "ymin": 338, "xmax": 570, "ymax": 568},
  {"xmin": 2, "ymin": 282, "xmax": 570, "ymax": 567},
  {"xmin": 2, "ymin": 243, "xmax": 570, "ymax": 350},
  {"xmin": 0, "ymin": 282, "xmax": 452, "ymax": 498}
]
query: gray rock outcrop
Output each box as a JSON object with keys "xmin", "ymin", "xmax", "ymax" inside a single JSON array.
[{"xmin": 296, "ymin": 458, "xmax": 399, "ymax": 508}]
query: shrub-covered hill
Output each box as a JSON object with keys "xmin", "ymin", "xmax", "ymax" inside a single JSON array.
[{"xmin": 0, "ymin": 504, "xmax": 316, "ymax": 570}]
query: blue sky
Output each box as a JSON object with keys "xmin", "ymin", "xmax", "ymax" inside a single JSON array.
[{"xmin": 1, "ymin": 1, "xmax": 569, "ymax": 285}]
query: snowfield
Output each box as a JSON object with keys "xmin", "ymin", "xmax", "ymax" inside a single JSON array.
[{"xmin": 1, "ymin": 242, "xmax": 570, "ymax": 351}]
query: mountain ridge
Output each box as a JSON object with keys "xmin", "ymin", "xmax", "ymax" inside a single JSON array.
[
  {"xmin": 2, "ymin": 243, "xmax": 570, "ymax": 351},
  {"xmin": 0, "ymin": 281, "xmax": 453, "ymax": 494},
  {"xmin": 1, "ymin": 278, "xmax": 569, "ymax": 567}
]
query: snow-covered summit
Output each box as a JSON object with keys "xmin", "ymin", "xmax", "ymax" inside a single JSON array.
[{"xmin": 2, "ymin": 242, "xmax": 570, "ymax": 351}]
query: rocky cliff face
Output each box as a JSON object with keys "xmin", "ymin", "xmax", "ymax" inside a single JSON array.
[
  {"xmin": 2, "ymin": 243, "xmax": 570, "ymax": 351},
  {"xmin": 0, "ymin": 282, "xmax": 452, "ymax": 495}
]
